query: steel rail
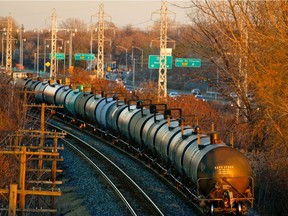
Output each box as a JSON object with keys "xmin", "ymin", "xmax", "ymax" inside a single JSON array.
[
  {"xmin": 49, "ymin": 120, "xmax": 164, "ymax": 216},
  {"xmin": 61, "ymin": 138, "xmax": 137, "ymax": 216}
]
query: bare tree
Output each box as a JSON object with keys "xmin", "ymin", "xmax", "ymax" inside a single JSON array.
[{"xmin": 180, "ymin": 1, "xmax": 288, "ymax": 214}]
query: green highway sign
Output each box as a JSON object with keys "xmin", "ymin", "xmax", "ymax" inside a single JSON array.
[
  {"xmin": 148, "ymin": 55, "xmax": 173, "ymax": 69},
  {"xmin": 74, "ymin": 53, "xmax": 95, "ymax": 60},
  {"xmin": 175, "ymin": 58, "xmax": 201, "ymax": 67},
  {"xmin": 49, "ymin": 53, "xmax": 65, "ymax": 60}
]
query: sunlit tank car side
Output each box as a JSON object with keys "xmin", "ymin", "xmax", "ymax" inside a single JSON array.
[
  {"xmin": 97, "ymin": 98, "xmax": 122, "ymax": 130},
  {"xmin": 25, "ymin": 79, "xmax": 41, "ymax": 92},
  {"xmin": 128, "ymin": 107, "xmax": 151, "ymax": 142},
  {"xmin": 54, "ymin": 86, "xmax": 72, "ymax": 106},
  {"xmin": 146, "ymin": 118, "xmax": 179, "ymax": 153},
  {"xmin": 175, "ymin": 133, "xmax": 252, "ymax": 214},
  {"xmin": 141, "ymin": 113, "xmax": 164, "ymax": 148},
  {"xmin": 105, "ymin": 100, "xmax": 125, "ymax": 131},
  {"xmin": 132, "ymin": 110, "xmax": 161, "ymax": 146},
  {"xmin": 95, "ymin": 97, "xmax": 114, "ymax": 128},
  {"xmin": 117, "ymin": 104, "xmax": 141, "ymax": 139},
  {"xmin": 109, "ymin": 103, "xmax": 128, "ymax": 133},
  {"xmin": 64, "ymin": 89, "xmax": 82, "ymax": 117},
  {"xmin": 185, "ymin": 142, "xmax": 251, "ymax": 194},
  {"xmin": 35, "ymin": 81, "xmax": 49, "ymax": 103},
  {"xmin": 43, "ymin": 84, "xmax": 64, "ymax": 105},
  {"xmin": 74, "ymin": 92, "xmax": 94, "ymax": 120},
  {"xmin": 85, "ymin": 94, "xmax": 106, "ymax": 124},
  {"xmin": 156, "ymin": 126, "xmax": 194, "ymax": 162}
]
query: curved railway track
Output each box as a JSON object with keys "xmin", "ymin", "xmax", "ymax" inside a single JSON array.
[
  {"xmin": 49, "ymin": 120, "xmax": 164, "ymax": 216},
  {"xmin": 47, "ymin": 117, "xmax": 198, "ymax": 215}
]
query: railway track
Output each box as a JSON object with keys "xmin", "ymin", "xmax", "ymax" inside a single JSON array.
[
  {"xmin": 49, "ymin": 119, "xmax": 164, "ymax": 216},
  {"xmin": 51, "ymin": 117, "xmax": 196, "ymax": 215}
]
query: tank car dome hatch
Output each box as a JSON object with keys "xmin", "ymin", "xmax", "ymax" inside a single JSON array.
[{"xmin": 193, "ymin": 125, "xmax": 201, "ymax": 134}]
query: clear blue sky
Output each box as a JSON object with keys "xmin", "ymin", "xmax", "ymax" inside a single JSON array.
[{"xmin": 0, "ymin": 1, "xmax": 191, "ymax": 30}]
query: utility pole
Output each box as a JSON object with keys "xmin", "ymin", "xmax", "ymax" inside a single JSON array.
[
  {"xmin": 91, "ymin": 2, "xmax": 112, "ymax": 78},
  {"xmin": 0, "ymin": 99, "xmax": 65, "ymax": 214},
  {"xmin": 97, "ymin": 3, "xmax": 105, "ymax": 78},
  {"xmin": 34, "ymin": 29, "xmax": 41, "ymax": 76},
  {"xmin": 158, "ymin": 0, "xmax": 168, "ymax": 98},
  {"xmin": 6, "ymin": 16, "xmax": 13, "ymax": 77},
  {"xmin": 50, "ymin": 9, "xmax": 57, "ymax": 83},
  {"xmin": 131, "ymin": 46, "xmax": 143, "ymax": 88},
  {"xmin": 1, "ymin": 32, "xmax": 5, "ymax": 67},
  {"xmin": 151, "ymin": 0, "xmax": 174, "ymax": 99},
  {"xmin": 68, "ymin": 29, "xmax": 77, "ymax": 70},
  {"xmin": 18, "ymin": 24, "xmax": 25, "ymax": 71}
]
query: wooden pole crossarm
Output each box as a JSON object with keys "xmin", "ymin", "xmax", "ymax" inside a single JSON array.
[
  {"xmin": 18, "ymin": 129, "xmax": 66, "ymax": 136},
  {"xmin": 0, "ymin": 150, "xmax": 59, "ymax": 157},
  {"xmin": 9, "ymin": 146, "xmax": 64, "ymax": 150},
  {"xmin": 29, "ymin": 158, "xmax": 64, "ymax": 162},
  {"xmin": 14, "ymin": 134, "xmax": 66, "ymax": 139},
  {"xmin": 24, "ymin": 104, "xmax": 63, "ymax": 109},
  {"xmin": 27, "ymin": 168, "xmax": 63, "ymax": 173},
  {"xmin": 0, "ymin": 188, "xmax": 61, "ymax": 196}
]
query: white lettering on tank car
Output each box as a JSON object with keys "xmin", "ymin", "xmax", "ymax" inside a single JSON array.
[{"xmin": 214, "ymin": 165, "xmax": 234, "ymax": 175}]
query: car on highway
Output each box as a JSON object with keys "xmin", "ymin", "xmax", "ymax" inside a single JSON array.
[
  {"xmin": 195, "ymin": 94, "xmax": 207, "ymax": 102},
  {"xmin": 168, "ymin": 91, "xmax": 180, "ymax": 98},
  {"xmin": 191, "ymin": 88, "xmax": 201, "ymax": 95}
]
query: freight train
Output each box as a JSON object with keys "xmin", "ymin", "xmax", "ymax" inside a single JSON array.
[{"xmin": 17, "ymin": 78, "xmax": 254, "ymax": 215}]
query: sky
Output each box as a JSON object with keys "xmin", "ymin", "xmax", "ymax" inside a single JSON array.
[{"xmin": 0, "ymin": 0, "xmax": 192, "ymax": 30}]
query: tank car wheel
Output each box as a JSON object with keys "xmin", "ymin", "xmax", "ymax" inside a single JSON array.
[
  {"xmin": 210, "ymin": 203, "xmax": 214, "ymax": 216},
  {"xmin": 236, "ymin": 202, "xmax": 243, "ymax": 216}
]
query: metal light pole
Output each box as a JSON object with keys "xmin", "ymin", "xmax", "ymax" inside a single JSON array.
[
  {"xmin": 33, "ymin": 29, "xmax": 40, "ymax": 75},
  {"xmin": 131, "ymin": 46, "xmax": 143, "ymax": 87},
  {"xmin": 43, "ymin": 42, "xmax": 49, "ymax": 73},
  {"xmin": 132, "ymin": 57, "xmax": 135, "ymax": 87},
  {"xmin": 1, "ymin": 32, "xmax": 6, "ymax": 66},
  {"xmin": 63, "ymin": 40, "xmax": 69, "ymax": 77},
  {"xmin": 116, "ymin": 45, "xmax": 127, "ymax": 71},
  {"xmin": 132, "ymin": 46, "xmax": 143, "ymax": 68},
  {"xmin": 18, "ymin": 25, "xmax": 25, "ymax": 71},
  {"xmin": 90, "ymin": 29, "xmax": 93, "ymax": 71},
  {"xmin": 67, "ymin": 29, "xmax": 77, "ymax": 69}
]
